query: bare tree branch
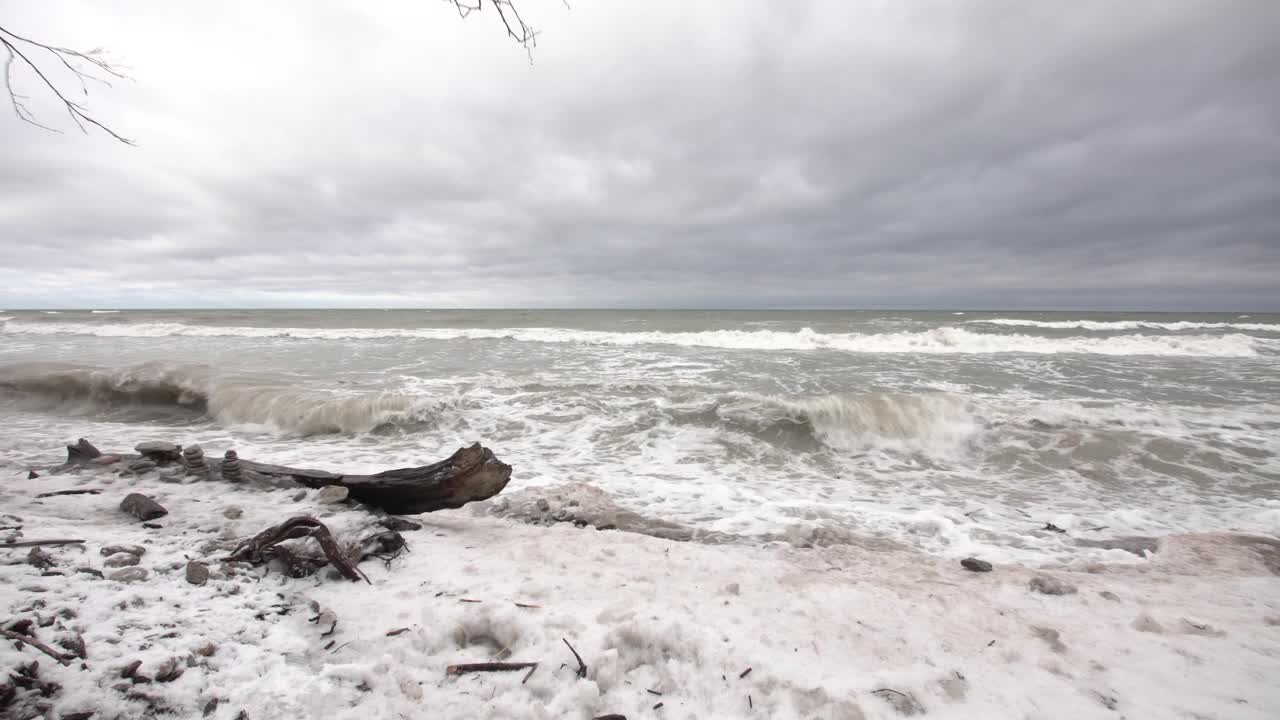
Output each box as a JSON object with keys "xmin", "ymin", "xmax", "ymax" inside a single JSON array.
[
  {"xmin": 445, "ymin": 0, "xmax": 541, "ymax": 61},
  {"xmin": 0, "ymin": 24, "xmax": 133, "ymax": 145}
]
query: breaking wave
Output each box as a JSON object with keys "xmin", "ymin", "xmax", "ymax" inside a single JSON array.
[
  {"xmin": 0, "ymin": 321, "xmax": 1267, "ymax": 356},
  {"xmin": 678, "ymin": 391, "xmax": 980, "ymax": 452},
  {"xmin": 972, "ymin": 318, "xmax": 1280, "ymax": 333},
  {"xmin": 0, "ymin": 362, "xmax": 445, "ymax": 436}
]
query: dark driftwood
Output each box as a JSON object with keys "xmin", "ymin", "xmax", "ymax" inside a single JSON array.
[
  {"xmin": 35, "ymin": 489, "xmax": 101, "ymax": 498},
  {"xmin": 120, "ymin": 493, "xmax": 168, "ymax": 521},
  {"xmin": 219, "ymin": 443, "xmax": 512, "ymax": 514},
  {"xmin": 63, "ymin": 440, "xmax": 512, "ymax": 515},
  {"xmin": 445, "ymin": 662, "xmax": 538, "ymax": 677},
  {"xmin": 228, "ymin": 516, "xmax": 365, "ymax": 583},
  {"xmin": 0, "ymin": 539, "xmax": 85, "ymax": 548}
]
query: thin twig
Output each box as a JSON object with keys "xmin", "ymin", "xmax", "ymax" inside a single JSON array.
[
  {"xmin": 35, "ymin": 489, "xmax": 101, "ymax": 498},
  {"xmin": 446, "ymin": 662, "xmax": 538, "ymax": 676},
  {"xmin": 0, "ymin": 628, "xmax": 74, "ymax": 665},
  {"xmin": 1, "ymin": 539, "xmax": 85, "ymax": 548},
  {"xmin": 562, "ymin": 637, "xmax": 587, "ymax": 678}
]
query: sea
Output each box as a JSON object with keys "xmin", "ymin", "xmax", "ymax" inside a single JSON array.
[{"xmin": 2, "ymin": 309, "xmax": 1278, "ymax": 564}]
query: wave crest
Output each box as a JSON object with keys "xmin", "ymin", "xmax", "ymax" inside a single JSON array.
[
  {"xmin": 971, "ymin": 318, "xmax": 1280, "ymax": 333},
  {"xmin": 676, "ymin": 391, "xmax": 979, "ymax": 452},
  {"xmin": 1, "ymin": 321, "xmax": 1266, "ymax": 356},
  {"xmin": 0, "ymin": 362, "xmax": 444, "ymax": 436}
]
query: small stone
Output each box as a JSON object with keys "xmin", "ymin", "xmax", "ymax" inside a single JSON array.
[
  {"xmin": 961, "ymin": 557, "xmax": 993, "ymax": 572},
  {"xmin": 186, "ymin": 561, "xmax": 209, "ymax": 586},
  {"xmin": 535, "ymin": 498, "xmax": 551, "ymax": 513},
  {"xmin": 724, "ymin": 582, "xmax": 740, "ymax": 595},
  {"xmin": 315, "ymin": 486, "xmax": 349, "ymax": 504},
  {"xmin": 159, "ymin": 470, "xmax": 185, "ymax": 484},
  {"xmin": 1132, "ymin": 613, "xmax": 1165, "ymax": 633},
  {"xmin": 222, "ymin": 506, "xmax": 243, "ymax": 519},
  {"xmin": 1099, "ymin": 590, "xmax": 1121, "ymax": 602},
  {"xmin": 291, "ymin": 490, "xmax": 307, "ymax": 502},
  {"xmin": 155, "ymin": 657, "xmax": 184, "ymax": 683},
  {"xmin": 142, "ymin": 522, "xmax": 163, "ymax": 529},
  {"xmin": 135, "ymin": 442, "xmax": 183, "ymax": 464},
  {"xmin": 57, "ymin": 633, "xmax": 87, "ymax": 659},
  {"xmin": 194, "ymin": 641, "xmax": 218, "ymax": 657},
  {"xmin": 4, "ymin": 618, "xmax": 34, "ymax": 634},
  {"xmin": 104, "ymin": 553, "xmax": 141, "ymax": 568},
  {"xmin": 27, "ymin": 547, "xmax": 55, "ymax": 570},
  {"xmin": 203, "ymin": 698, "xmax": 220, "ymax": 717},
  {"xmin": 27, "ymin": 470, "xmax": 39, "ymax": 479},
  {"xmin": 379, "ymin": 517, "xmax": 422, "ymax": 532},
  {"xmin": 128, "ymin": 458, "xmax": 157, "ymax": 473},
  {"xmin": 1028, "ymin": 574, "xmax": 1077, "ymax": 596},
  {"xmin": 108, "ymin": 567, "xmax": 149, "ymax": 583},
  {"xmin": 76, "ymin": 566, "xmax": 104, "ymax": 578},
  {"xmin": 101, "ymin": 544, "xmax": 146, "ymax": 557},
  {"xmin": 120, "ymin": 659, "xmax": 144, "ymax": 679},
  {"xmin": 120, "ymin": 493, "xmax": 168, "ymax": 521}
]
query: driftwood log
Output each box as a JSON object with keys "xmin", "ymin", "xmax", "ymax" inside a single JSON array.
[{"xmin": 63, "ymin": 439, "xmax": 512, "ymax": 515}]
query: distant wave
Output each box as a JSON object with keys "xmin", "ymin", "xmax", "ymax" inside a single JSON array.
[
  {"xmin": 682, "ymin": 391, "xmax": 980, "ymax": 452},
  {"xmin": 0, "ymin": 362, "xmax": 446, "ymax": 436},
  {"xmin": 0, "ymin": 321, "xmax": 1267, "ymax": 357},
  {"xmin": 971, "ymin": 318, "xmax": 1280, "ymax": 333},
  {"xmin": 91, "ymin": 310, "xmax": 121, "ymax": 314}
]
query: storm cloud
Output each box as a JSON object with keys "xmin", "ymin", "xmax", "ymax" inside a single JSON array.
[{"xmin": 1, "ymin": 0, "xmax": 1277, "ymax": 309}]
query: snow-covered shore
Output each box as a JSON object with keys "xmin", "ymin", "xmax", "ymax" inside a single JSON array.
[{"xmin": 3, "ymin": 460, "xmax": 1280, "ymax": 720}]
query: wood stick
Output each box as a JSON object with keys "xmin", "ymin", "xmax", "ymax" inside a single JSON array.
[
  {"xmin": 35, "ymin": 489, "xmax": 102, "ymax": 498},
  {"xmin": 562, "ymin": 637, "xmax": 587, "ymax": 678},
  {"xmin": 0, "ymin": 628, "xmax": 73, "ymax": 665},
  {"xmin": 446, "ymin": 662, "xmax": 538, "ymax": 676},
  {"xmin": 1, "ymin": 539, "xmax": 85, "ymax": 548}
]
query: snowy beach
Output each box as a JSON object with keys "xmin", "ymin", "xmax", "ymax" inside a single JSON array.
[{"xmin": 3, "ymin": 447, "xmax": 1279, "ymax": 720}]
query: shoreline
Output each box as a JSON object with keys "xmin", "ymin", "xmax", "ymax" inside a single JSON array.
[{"xmin": 2, "ymin": 454, "xmax": 1279, "ymax": 719}]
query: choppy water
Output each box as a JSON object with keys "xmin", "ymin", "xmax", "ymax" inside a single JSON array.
[{"xmin": 3, "ymin": 309, "xmax": 1278, "ymax": 563}]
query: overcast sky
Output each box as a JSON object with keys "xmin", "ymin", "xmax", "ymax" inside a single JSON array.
[{"xmin": 1, "ymin": 0, "xmax": 1277, "ymax": 310}]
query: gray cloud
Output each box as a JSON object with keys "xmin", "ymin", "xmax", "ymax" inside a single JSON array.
[{"xmin": 1, "ymin": 0, "xmax": 1277, "ymax": 310}]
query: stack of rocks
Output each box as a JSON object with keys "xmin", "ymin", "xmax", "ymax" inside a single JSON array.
[
  {"xmin": 183, "ymin": 445, "xmax": 206, "ymax": 474},
  {"xmin": 221, "ymin": 449, "xmax": 242, "ymax": 483}
]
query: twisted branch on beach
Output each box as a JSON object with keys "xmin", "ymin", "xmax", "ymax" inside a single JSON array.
[
  {"xmin": 0, "ymin": 628, "xmax": 75, "ymax": 666},
  {"xmin": 228, "ymin": 516, "xmax": 367, "ymax": 583}
]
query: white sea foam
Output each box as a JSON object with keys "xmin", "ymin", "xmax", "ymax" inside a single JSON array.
[
  {"xmin": 973, "ymin": 317, "xmax": 1280, "ymax": 332},
  {"xmin": 1, "ymin": 321, "xmax": 1268, "ymax": 356},
  {"xmin": 90, "ymin": 309, "xmax": 121, "ymax": 313}
]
